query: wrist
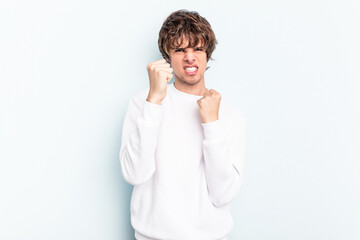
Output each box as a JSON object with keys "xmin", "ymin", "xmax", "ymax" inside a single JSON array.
[
  {"xmin": 201, "ymin": 116, "xmax": 219, "ymax": 124},
  {"xmin": 201, "ymin": 115, "xmax": 219, "ymax": 123},
  {"xmin": 146, "ymin": 95, "xmax": 162, "ymax": 105}
]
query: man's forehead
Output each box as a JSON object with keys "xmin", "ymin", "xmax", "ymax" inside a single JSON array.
[{"xmin": 174, "ymin": 36, "xmax": 204, "ymax": 48}]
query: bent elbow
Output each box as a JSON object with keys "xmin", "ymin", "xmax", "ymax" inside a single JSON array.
[
  {"xmin": 122, "ymin": 167, "xmax": 155, "ymax": 186},
  {"xmin": 209, "ymin": 194, "xmax": 233, "ymax": 208},
  {"xmin": 208, "ymin": 173, "xmax": 243, "ymax": 208},
  {"xmin": 119, "ymin": 150, "xmax": 155, "ymax": 186}
]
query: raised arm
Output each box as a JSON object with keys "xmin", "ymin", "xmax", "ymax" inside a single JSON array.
[
  {"xmin": 202, "ymin": 111, "xmax": 247, "ymax": 207},
  {"xmin": 119, "ymin": 96, "xmax": 164, "ymax": 185},
  {"xmin": 119, "ymin": 59, "xmax": 173, "ymax": 185}
]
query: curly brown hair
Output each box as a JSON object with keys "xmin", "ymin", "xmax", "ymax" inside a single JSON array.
[{"xmin": 158, "ymin": 10, "xmax": 217, "ymax": 63}]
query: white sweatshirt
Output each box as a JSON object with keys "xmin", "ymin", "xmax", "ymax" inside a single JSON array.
[{"xmin": 119, "ymin": 82, "xmax": 246, "ymax": 240}]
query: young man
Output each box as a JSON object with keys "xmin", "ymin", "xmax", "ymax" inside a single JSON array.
[{"xmin": 119, "ymin": 10, "xmax": 246, "ymax": 240}]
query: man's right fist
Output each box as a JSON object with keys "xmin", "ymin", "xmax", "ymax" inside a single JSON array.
[{"xmin": 146, "ymin": 59, "xmax": 173, "ymax": 105}]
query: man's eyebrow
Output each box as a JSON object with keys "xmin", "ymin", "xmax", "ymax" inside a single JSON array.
[{"xmin": 175, "ymin": 46, "xmax": 204, "ymax": 49}]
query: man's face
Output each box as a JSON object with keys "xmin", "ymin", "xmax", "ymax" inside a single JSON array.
[{"xmin": 169, "ymin": 38, "xmax": 207, "ymax": 86}]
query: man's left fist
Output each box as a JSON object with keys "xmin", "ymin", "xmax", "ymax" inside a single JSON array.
[{"xmin": 197, "ymin": 89, "xmax": 221, "ymax": 123}]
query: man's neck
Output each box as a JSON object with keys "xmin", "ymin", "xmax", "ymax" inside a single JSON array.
[{"xmin": 173, "ymin": 80, "xmax": 208, "ymax": 96}]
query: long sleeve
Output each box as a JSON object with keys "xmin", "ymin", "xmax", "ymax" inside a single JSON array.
[
  {"xmin": 119, "ymin": 95, "xmax": 164, "ymax": 186},
  {"xmin": 202, "ymin": 110, "xmax": 247, "ymax": 207}
]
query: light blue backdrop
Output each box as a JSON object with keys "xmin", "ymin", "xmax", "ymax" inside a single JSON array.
[{"xmin": 0, "ymin": 0, "xmax": 359, "ymax": 239}]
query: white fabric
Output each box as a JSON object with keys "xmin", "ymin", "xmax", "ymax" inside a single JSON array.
[
  {"xmin": 119, "ymin": 83, "xmax": 246, "ymax": 240},
  {"xmin": 135, "ymin": 230, "xmax": 228, "ymax": 240}
]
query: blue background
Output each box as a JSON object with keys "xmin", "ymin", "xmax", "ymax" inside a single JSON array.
[{"xmin": 1, "ymin": 0, "xmax": 359, "ymax": 239}]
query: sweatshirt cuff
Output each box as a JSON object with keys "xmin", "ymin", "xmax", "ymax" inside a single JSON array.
[
  {"xmin": 201, "ymin": 119, "xmax": 226, "ymax": 141},
  {"xmin": 141, "ymin": 100, "xmax": 164, "ymax": 126}
]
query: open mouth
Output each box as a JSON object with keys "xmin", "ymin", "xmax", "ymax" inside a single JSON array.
[{"xmin": 184, "ymin": 66, "xmax": 198, "ymax": 75}]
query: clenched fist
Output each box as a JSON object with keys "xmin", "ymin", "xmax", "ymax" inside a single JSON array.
[
  {"xmin": 146, "ymin": 59, "xmax": 173, "ymax": 105},
  {"xmin": 197, "ymin": 89, "xmax": 221, "ymax": 123}
]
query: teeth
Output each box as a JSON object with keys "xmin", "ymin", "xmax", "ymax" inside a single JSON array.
[{"xmin": 185, "ymin": 67, "xmax": 197, "ymax": 72}]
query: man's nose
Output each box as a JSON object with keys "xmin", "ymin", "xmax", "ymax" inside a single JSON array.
[{"xmin": 184, "ymin": 50, "xmax": 195, "ymax": 62}]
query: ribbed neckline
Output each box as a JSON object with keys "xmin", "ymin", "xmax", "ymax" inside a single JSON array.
[{"xmin": 169, "ymin": 82, "xmax": 204, "ymax": 100}]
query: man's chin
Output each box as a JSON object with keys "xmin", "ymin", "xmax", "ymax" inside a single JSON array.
[{"xmin": 179, "ymin": 77, "xmax": 202, "ymax": 86}]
